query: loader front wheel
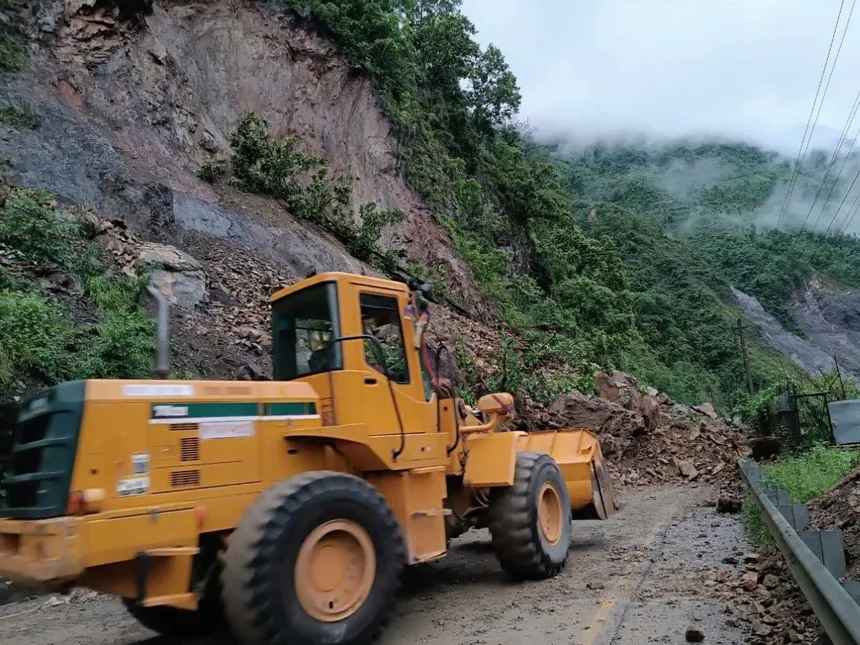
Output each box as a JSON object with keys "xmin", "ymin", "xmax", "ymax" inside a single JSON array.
[
  {"xmin": 488, "ymin": 451, "xmax": 571, "ymax": 580},
  {"xmin": 222, "ymin": 472, "xmax": 405, "ymax": 645}
]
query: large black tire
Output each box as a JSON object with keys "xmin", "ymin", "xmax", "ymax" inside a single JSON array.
[
  {"xmin": 487, "ymin": 451, "xmax": 572, "ymax": 580},
  {"xmin": 122, "ymin": 550, "xmax": 223, "ymax": 640},
  {"xmin": 222, "ymin": 471, "xmax": 405, "ymax": 645}
]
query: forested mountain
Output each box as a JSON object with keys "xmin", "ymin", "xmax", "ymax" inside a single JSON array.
[
  {"xmin": 272, "ymin": 2, "xmax": 860, "ymax": 411},
  {"xmin": 3, "ymin": 0, "xmax": 860, "ymax": 419}
]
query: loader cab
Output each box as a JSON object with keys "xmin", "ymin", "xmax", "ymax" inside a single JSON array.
[{"xmin": 269, "ymin": 273, "xmax": 436, "ymax": 432}]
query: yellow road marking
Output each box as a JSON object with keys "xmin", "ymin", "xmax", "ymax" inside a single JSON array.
[
  {"xmin": 578, "ymin": 510, "xmax": 675, "ymax": 645},
  {"xmin": 0, "ymin": 606, "xmax": 40, "ymax": 621},
  {"xmin": 581, "ymin": 599, "xmax": 615, "ymax": 641}
]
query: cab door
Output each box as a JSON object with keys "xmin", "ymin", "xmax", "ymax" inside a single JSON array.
[{"xmin": 355, "ymin": 290, "xmax": 434, "ymax": 439}]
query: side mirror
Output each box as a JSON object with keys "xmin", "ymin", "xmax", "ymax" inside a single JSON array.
[{"xmin": 406, "ymin": 285, "xmax": 432, "ymax": 349}]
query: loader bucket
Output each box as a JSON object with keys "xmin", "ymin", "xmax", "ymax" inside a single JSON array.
[{"xmin": 521, "ymin": 428, "xmax": 619, "ymax": 520}]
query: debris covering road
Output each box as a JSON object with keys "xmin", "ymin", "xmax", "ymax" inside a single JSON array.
[{"xmin": 1, "ymin": 485, "xmax": 757, "ymax": 645}]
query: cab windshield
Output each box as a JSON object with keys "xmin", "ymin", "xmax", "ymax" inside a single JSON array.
[{"xmin": 271, "ymin": 281, "xmax": 342, "ymax": 380}]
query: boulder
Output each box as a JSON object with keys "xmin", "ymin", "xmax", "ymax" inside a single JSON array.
[
  {"xmin": 595, "ymin": 370, "xmax": 639, "ymax": 407},
  {"xmin": 138, "ymin": 242, "xmax": 208, "ymax": 310},
  {"xmin": 544, "ymin": 390, "xmax": 645, "ymax": 438},
  {"xmin": 694, "ymin": 402, "xmax": 718, "ymax": 419},
  {"xmin": 595, "ymin": 370, "xmax": 660, "ymax": 430}
]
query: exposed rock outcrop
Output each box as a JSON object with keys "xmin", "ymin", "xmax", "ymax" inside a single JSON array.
[
  {"xmin": 2, "ymin": 0, "xmax": 483, "ymax": 313},
  {"xmin": 790, "ymin": 277, "xmax": 860, "ymax": 378},
  {"xmin": 732, "ymin": 287, "xmax": 838, "ymax": 377}
]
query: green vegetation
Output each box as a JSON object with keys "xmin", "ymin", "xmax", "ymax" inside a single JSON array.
[
  {"xmin": 275, "ymin": 1, "xmax": 648, "ymax": 399},
  {"xmin": 0, "ymin": 105, "xmax": 40, "ymax": 130},
  {"xmin": 0, "ymin": 186, "xmax": 156, "ymax": 398},
  {"xmin": 226, "ymin": 111, "xmax": 403, "ymax": 270},
  {"xmin": 742, "ymin": 445, "xmax": 860, "ymax": 546},
  {"xmin": 277, "ymin": 0, "xmax": 844, "ymax": 410},
  {"xmin": 197, "ymin": 160, "xmax": 226, "ymax": 183},
  {"xmin": 0, "ymin": 0, "xmax": 28, "ymax": 73},
  {"xmin": 0, "ymin": 33, "xmax": 25, "ymax": 72},
  {"xmin": 766, "ymin": 444, "xmax": 860, "ymax": 503},
  {"xmin": 741, "ymin": 490, "xmax": 772, "ymax": 547}
]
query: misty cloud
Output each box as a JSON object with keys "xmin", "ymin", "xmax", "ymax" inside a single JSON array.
[{"xmin": 461, "ymin": 0, "xmax": 860, "ymax": 155}]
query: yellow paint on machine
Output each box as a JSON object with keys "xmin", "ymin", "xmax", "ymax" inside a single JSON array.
[{"xmin": 0, "ymin": 271, "xmax": 620, "ymax": 621}]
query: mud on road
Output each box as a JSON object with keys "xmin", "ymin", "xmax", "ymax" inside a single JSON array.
[{"xmin": 0, "ymin": 485, "xmax": 755, "ymax": 645}]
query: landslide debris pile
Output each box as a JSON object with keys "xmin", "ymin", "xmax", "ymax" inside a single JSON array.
[
  {"xmin": 809, "ymin": 464, "xmax": 860, "ymax": 580},
  {"xmin": 83, "ymin": 210, "xmax": 503, "ymax": 381},
  {"xmin": 520, "ymin": 370, "xmax": 751, "ymax": 488},
  {"xmin": 711, "ymin": 550, "xmax": 822, "ymax": 644}
]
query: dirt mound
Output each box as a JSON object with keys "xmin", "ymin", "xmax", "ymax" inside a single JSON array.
[
  {"xmin": 808, "ymin": 464, "xmax": 860, "ymax": 580},
  {"xmin": 519, "ymin": 370, "xmax": 751, "ymax": 488}
]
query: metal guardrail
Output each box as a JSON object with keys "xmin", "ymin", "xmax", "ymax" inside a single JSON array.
[{"xmin": 739, "ymin": 458, "xmax": 860, "ymax": 645}]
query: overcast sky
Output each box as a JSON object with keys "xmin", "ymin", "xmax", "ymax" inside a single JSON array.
[{"xmin": 461, "ymin": 0, "xmax": 860, "ymax": 154}]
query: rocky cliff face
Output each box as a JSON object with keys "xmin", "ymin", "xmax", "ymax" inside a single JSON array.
[
  {"xmin": 789, "ymin": 277, "xmax": 860, "ymax": 377},
  {"xmin": 731, "ymin": 278, "xmax": 860, "ymax": 381},
  {"xmin": 732, "ymin": 287, "xmax": 839, "ymax": 377},
  {"xmin": 2, "ymin": 0, "xmax": 479, "ymax": 305}
]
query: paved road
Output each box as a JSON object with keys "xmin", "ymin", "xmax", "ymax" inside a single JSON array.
[{"xmin": 0, "ymin": 484, "xmax": 752, "ymax": 644}]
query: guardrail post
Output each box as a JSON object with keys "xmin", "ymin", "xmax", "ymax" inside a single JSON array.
[
  {"xmin": 844, "ymin": 582, "xmax": 860, "ymax": 605},
  {"xmin": 799, "ymin": 531, "xmax": 848, "ymax": 579},
  {"xmin": 778, "ymin": 504, "xmax": 810, "ymax": 531}
]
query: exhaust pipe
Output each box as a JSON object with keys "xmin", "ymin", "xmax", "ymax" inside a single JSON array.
[{"xmin": 146, "ymin": 284, "xmax": 170, "ymax": 380}]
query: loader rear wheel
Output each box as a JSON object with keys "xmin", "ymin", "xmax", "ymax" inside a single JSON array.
[
  {"xmin": 487, "ymin": 451, "xmax": 571, "ymax": 580},
  {"xmin": 222, "ymin": 471, "xmax": 405, "ymax": 645}
]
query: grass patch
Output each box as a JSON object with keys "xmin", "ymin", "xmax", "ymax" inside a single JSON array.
[
  {"xmin": 0, "ymin": 187, "xmax": 78, "ymax": 265},
  {"xmin": 741, "ymin": 445, "xmax": 860, "ymax": 546},
  {"xmin": 0, "ymin": 33, "xmax": 25, "ymax": 72},
  {"xmin": 764, "ymin": 444, "xmax": 860, "ymax": 504},
  {"xmin": 0, "ymin": 289, "xmax": 76, "ymax": 390},
  {"xmin": 0, "ymin": 105, "xmax": 40, "ymax": 130},
  {"xmin": 741, "ymin": 489, "xmax": 773, "ymax": 547}
]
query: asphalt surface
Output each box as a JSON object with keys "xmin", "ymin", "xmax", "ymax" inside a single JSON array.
[{"xmin": 0, "ymin": 484, "xmax": 753, "ymax": 644}]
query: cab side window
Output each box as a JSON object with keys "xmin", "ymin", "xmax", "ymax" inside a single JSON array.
[{"xmin": 359, "ymin": 293, "xmax": 409, "ymax": 384}]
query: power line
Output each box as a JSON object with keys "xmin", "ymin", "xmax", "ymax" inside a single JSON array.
[
  {"xmin": 780, "ymin": 0, "xmax": 855, "ymax": 229},
  {"xmin": 821, "ymin": 162, "xmax": 860, "ymax": 236},
  {"xmin": 801, "ymin": 84, "xmax": 860, "ymax": 230},
  {"xmin": 834, "ymin": 181, "xmax": 860, "ymax": 234},
  {"xmin": 810, "ymin": 121, "xmax": 860, "ymax": 230},
  {"xmin": 776, "ymin": 0, "xmax": 849, "ymax": 230}
]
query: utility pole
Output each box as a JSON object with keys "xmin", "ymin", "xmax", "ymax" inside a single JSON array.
[
  {"xmin": 737, "ymin": 318, "xmax": 756, "ymax": 396},
  {"xmin": 834, "ymin": 355, "xmax": 847, "ymax": 399}
]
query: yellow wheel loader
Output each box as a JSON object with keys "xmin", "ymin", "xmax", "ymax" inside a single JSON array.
[{"xmin": 0, "ymin": 272, "xmax": 618, "ymax": 645}]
